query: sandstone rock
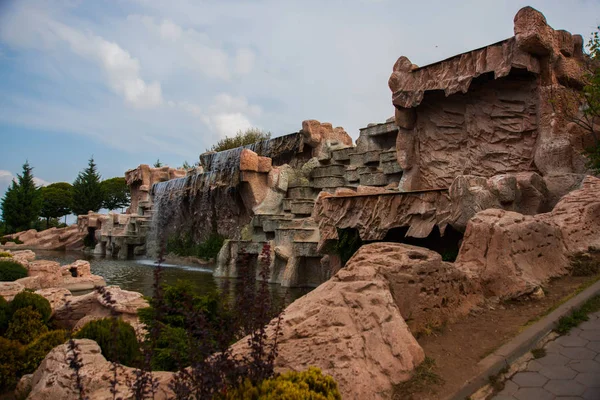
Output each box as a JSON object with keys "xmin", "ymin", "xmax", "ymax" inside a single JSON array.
[
  {"xmin": 61, "ymin": 275, "xmax": 106, "ymax": 292},
  {"xmin": 456, "ymin": 209, "xmax": 569, "ymax": 299},
  {"xmin": 3, "ymin": 226, "xmax": 86, "ymax": 252},
  {"xmin": 543, "ymin": 173, "xmax": 586, "ymax": 209},
  {"xmin": 513, "ymin": 6, "xmax": 554, "ymax": 56},
  {"xmin": 61, "ymin": 260, "xmax": 92, "ymax": 277},
  {"xmin": 23, "ymin": 339, "xmax": 174, "ymax": 400},
  {"xmin": 10, "ymin": 249, "xmax": 36, "ymax": 263},
  {"xmin": 343, "ymin": 243, "xmax": 482, "ymax": 332},
  {"xmin": 549, "ymin": 175, "xmax": 600, "ymax": 252},
  {"xmin": 257, "ymin": 156, "xmax": 272, "ymax": 173},
  {"xmin": 240, "ymin": 148, "xmax": 259, "ymax": 172},
  {"xmin": 23, "ymin": 260, "xmax": 63, "ymax": 288},
  {"xmin": 231, "ymin": 245, "xmax": 425, "ymax": 400},
  {"xmin": 53, "ymin": 286, "xmax": 148, "ymax": 330},
  {"xmin": 0, "ymin": 281, "xmax": 24, "ymax": 301},
  {"xmin": 35, "ymin": 288, "xmax": 72, "ymax": 313},
  {"xmin": 313, "ymin": 188, "xmax": 451, "ymax": 252}
]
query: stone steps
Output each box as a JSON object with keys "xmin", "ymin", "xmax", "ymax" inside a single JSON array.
[
  {"xmin": 290, "ymin": 199, "xmax": 315, "ymax": 217},
  {"xmin": 359, "ymin": 168, "xmax": 388, "ymax": 186},
  {"xmin": 331, "ymin": 147, "xmax": 353, "ymax": 162},
  {"xmin": 287, "ymin": 186, "xmax": 316, "ymax": 199},
  {"xmin": 275, "ymin": 226, "xmax": 319, "ymax": 244},
  {"xmin": 312, "ymin": 175, "xmax": 346, "ymax": 189},
  {"xmin": 311, "ymin": 164, "xmax": 346, "ymax": 178}
]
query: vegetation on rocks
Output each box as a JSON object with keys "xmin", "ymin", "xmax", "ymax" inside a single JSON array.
[
  {"xmin": 209, "ymin": 127, "xmax": 271, "ymax": 152},
  {"xmin": 0, "ymin": 293, "xmax": 67, "ymax": 393},
  {"xmin": 74, "ymin": 318, "xmax": 141, "ymax": 367},
  {"xmin": 0, "ymin": 260, "xmax": 28, "ymax": 282},
  {"xmin": 166, "ymin": 232, "xmax": 225, "ymax": 260}
]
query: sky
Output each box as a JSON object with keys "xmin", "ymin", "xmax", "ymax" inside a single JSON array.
[{"xmin": 0, "ymin": 0, "xmax": 599, "ymax": 204}]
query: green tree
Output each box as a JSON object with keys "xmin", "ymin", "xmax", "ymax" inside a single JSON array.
[
  {"xmin": 0, "ymin": 161, "xmax": 42, "ymax": 233},
  {"xmin": 208, "ymin": 127, "xmax": 271, "ymax": 152},
  {"xmin": 71, "ymin": 157, "xmax": 104, "ymax": 216},
  {"xmin": 153, "ymin": 159, "xmax": 163, "ymax": 168},
  {"xmin": 101, "ymin": 177, "xmax": 130, "ymax": 212},
  {"xmin": 39, "ymin": 182, "xmax": 72, "ymax": 226}
]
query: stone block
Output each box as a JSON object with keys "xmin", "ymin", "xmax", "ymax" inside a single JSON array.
[
  {"xmin": 240, "ymin": 149, "xmax": 259, "ymax": 172},
  {"xmin": 257, "ymin": 156, "xmax": 272, "ymax": 173}
]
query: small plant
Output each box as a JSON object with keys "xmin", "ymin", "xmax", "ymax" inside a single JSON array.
[
  {"xmin": 531, "ymin": 348, "xmax": 547, "ymax": 359},
  {"xmin": 0, "ymin": 337, "xmax": 23, "ymax": 392},
  {"xmin": 0, "ymin": 251, "xmax": 12, "ymax": 258},
  {"xmin": 0, "ymin": 259, "xmax": 28, "ymax": 281},
  {"xmin": 393, "ymin": 357, "xmax": 444, "ymax": 399},
  {"xmin": 556, "ymin": 295, "xmax": 600, "ymax": 334},
  {"xmin": 74, "ymin": 318, "xmax": 141, "ymax": 367},
  {"xmin": 6, "ymin": 307, "xmax": 49, "ymax": 345},
  {"xmin": 21, "ymin": 329, "xmax": 68, "ymax": 374},
  {"xmin": 10, "ymin": 291, "xmax": 52, "ymax": 322},
  {"xmin": 227, "ymin": 367, "xmax": 342, "ymax": 399}
]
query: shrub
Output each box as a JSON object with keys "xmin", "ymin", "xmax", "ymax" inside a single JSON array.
[
  {"xmin": 209, "ymin": 128, "xmax": 271, "ymax": 152},
  {"xmin": 0, "ymin": 296, "xmax": 9, "ymax": 335},
  {"xmin": 0, "ymin": 337, "xmax": 23, "ymax": 392},
  {"xmin": 6, "ymin": 307, "xmax": 49, "ymax": 344},
  {"xmin": 74, "ymin": 318, "xmax": 141, "ymax": 367},
  {"xmin": 227, "ymin": 367, "xmax": 342, "ymax": 400},
  {"xmin": 0, "ymin": 259, "xmax": 28, "ymax": 281},
  {"xmin": 10, "ymin": 291, "xmax": 52, "ymax": 322},
  {"xmin": 0, "ymin": 251, "xmax": 12, "ymax": 258},
  {"xmin": 150, "ymin": 325, "xmax": 189, "ymax": 371},
  {"xmin": 21, "ymin": 330, "xmax": 68, "ymax": 374}
]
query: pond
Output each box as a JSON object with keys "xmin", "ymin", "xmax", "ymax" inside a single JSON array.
[{"xmin": 34, "ymin": 250, "xmax": 312, "ymax": 306}]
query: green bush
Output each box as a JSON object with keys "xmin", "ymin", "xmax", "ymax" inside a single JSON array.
[
  {"xmin": 166, "ymin": 233, "xmax": 225, "ymax": 260},
  {"xmin": 0, "ymin": 251, "xmax": 12, "ymax": 258},
  {"xmin": 0, "ymin": 337, "xmax": 23, "ymax": 392},
  {"xmin": 21, "ymin": 330, "xmax": 68, "ymax": 374},
  {"xmin": 0, "ymin": 237, "xmax": 23, "ymax": 245},
  {"xmin": 0, "ymin": 296, "xmax": 9, "ymax": 335},
  {"xmin": 209, "ymin": 128, "xmax": 271, "ymax": 152},
  {"xmin": 138, "ymin": 280, "xmax": 234, "ymax": 371},
  {"xmin": 0, "ymin": 259, "xmax": 28, "ymax": 282},
  {"xmin": 74, "ymin": 318, "xmax": 141, "ymax": 367},
  {"xmin": 6, "ymin": 307, "xmax": 49, "ymax": 344},
  {"xmin": 227, "ymin": 367, "xmax": 342, "ymax": 400},
  {"xmin": 10, "ymin": 291, "xmax": 52, "ymax": 323}
]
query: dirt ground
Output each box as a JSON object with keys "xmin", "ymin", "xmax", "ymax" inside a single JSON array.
[{"xmin": 402, "ymin": 274, "xmax": 600, "ymax": 400}]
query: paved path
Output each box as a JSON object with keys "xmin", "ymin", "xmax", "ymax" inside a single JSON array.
[{"xmin": 493, "ymin": 310, "xmax": 600, "ymax": 400}]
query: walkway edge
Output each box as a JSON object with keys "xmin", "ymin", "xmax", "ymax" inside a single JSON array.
[{"xmin": 448, "ymin": 279, "xmax": 600, "ymax": 400}]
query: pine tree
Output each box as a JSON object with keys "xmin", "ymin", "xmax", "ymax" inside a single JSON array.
[
  {"xmin": 71, "ymin": 157, "xmax": 104, "ymax": 215},
  {"xmin": 0, "ymin": 161, "xmax": 42, "ymax": 233}
]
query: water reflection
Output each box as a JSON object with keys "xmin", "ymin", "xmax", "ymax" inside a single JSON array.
[{"xmin": 34, "ymin": 250, "xmax": 311, "ymax": 306}]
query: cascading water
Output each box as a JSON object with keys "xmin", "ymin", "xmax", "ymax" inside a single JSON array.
[{"xmin": 146, "ymin": 131, "xmax": 308, "ymax": 256}]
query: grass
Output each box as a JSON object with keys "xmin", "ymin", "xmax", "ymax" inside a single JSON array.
[
  {"xmin": 555, "ymin": 294, "xmax": 600, "ymax": 334},
  {"xmin": 393, "ymin": 357, "xmax": 444, "ymax": 399},
  {"xmin": 488, "ymin": 366, "xmax": 509, "ymax": 392},
  {"xmin": 531, "ymin": 348, "xmax": 547, "ymax": 359}
]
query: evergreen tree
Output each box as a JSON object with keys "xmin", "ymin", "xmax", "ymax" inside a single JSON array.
[
  {"xmin": 39, "ymin": 182, "xmax": 73, "ymax": 225},
  {"xmin": 71, "ymin": 157, "xmax": 104, "ymax": 215},
  {"xmin": 0, "ymin": 161, "xmax": 42, "ymax": 233},
  {"xmin": 101, "ymin": 177, "xmax": 130, "ymax": 211}
]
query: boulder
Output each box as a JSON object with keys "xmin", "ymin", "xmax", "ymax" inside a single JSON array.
[
  {"xmin": 232, "ymin": 244, "xmax": 426, "ymax": 400},
  {"xmin": 21, "ymin": 339, "xmax": 174, "ymax": 400},
  {"xmin": 20, "ymin": 260, "xmax": 63, "ymax": 289},
  {"xmin": 342, "ymin": 243, "xmax": 482, "ymax": 332},
  {"xmin": 0, "ymin": 281, "xmax": 25, "ymax": 301},
  {"xmin": 10, "ymin": 249, "xmax": 36, "ymax": 266},
  {"xmin": 61, "ymin": 260, "xmax": 92, "ymax": 277},
  {"xmin": 35, "ymin": 288, "xmax": 72, "ymax": 314},
  {"xmin": 456, "ymin": 209, "xmax": 569, "ymax": 299},
  {"xmin": 53, "ymin": 286, "xmax": 149, "ymax": 331}
]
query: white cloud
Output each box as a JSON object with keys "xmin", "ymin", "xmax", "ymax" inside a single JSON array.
[
  {"xmin": 0, "ymin": 4, "xmax": 163, "ymax": 109},
  {"xmin": 0, "ymin": 170, "xmax": 14, "ymax": 184},
  {"xmin": 33, "ymin": 177, "xmax": 50, "ymax": 187},
  {"xmin": 235, "ymin": 48, "xmax": 255, "ymax": 76},
  {"xmin": 130, "ymin": 15, "xmax": 232, "ymax": 80},
  {"xmin": 211, "ymin": 113, "xmax": 253, "ymax": 138}
]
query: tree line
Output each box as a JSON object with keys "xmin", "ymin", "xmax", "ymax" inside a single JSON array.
[{"xmin": 0, "ymin": 158, "xmax": 130, "ymax": 234}]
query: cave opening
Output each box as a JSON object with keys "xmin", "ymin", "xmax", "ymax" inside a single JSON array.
[{"xmin": 382, "ymin": 225, "xmax": 464, "ymax": 262}]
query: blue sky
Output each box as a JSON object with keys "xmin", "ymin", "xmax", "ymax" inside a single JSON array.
[{"xmin": 1, "ymin": 0, "xmax": 599, "ymax": 204}]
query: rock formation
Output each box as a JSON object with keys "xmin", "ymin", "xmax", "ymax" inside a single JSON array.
[
  {"xmin": 17, "ymin": 340, "xmax": 174, "ymax": 400},
  {"xmin": 1, "ymin": 225, "xmax": 85, "ymax": 251}
]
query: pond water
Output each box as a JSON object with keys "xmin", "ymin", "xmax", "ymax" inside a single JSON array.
[{"xmin": 35, "ymin": 250, "xmax": 311, "ymax": 305}]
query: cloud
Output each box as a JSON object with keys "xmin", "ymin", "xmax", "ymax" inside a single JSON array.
[
  {"xmin": 33, "ymin": 177, "xmax": 50, "ymax": 187},
  {"xmin": 0, "ymin": 3, "xmax": 163, "ymax": 109},
  {"xmin": 0, "ymin": 170, "xmax": 14, "ymax": 184},
  {"xmin": 235, "ymin": 48, "xmax": 255, "ymax": 76}
]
